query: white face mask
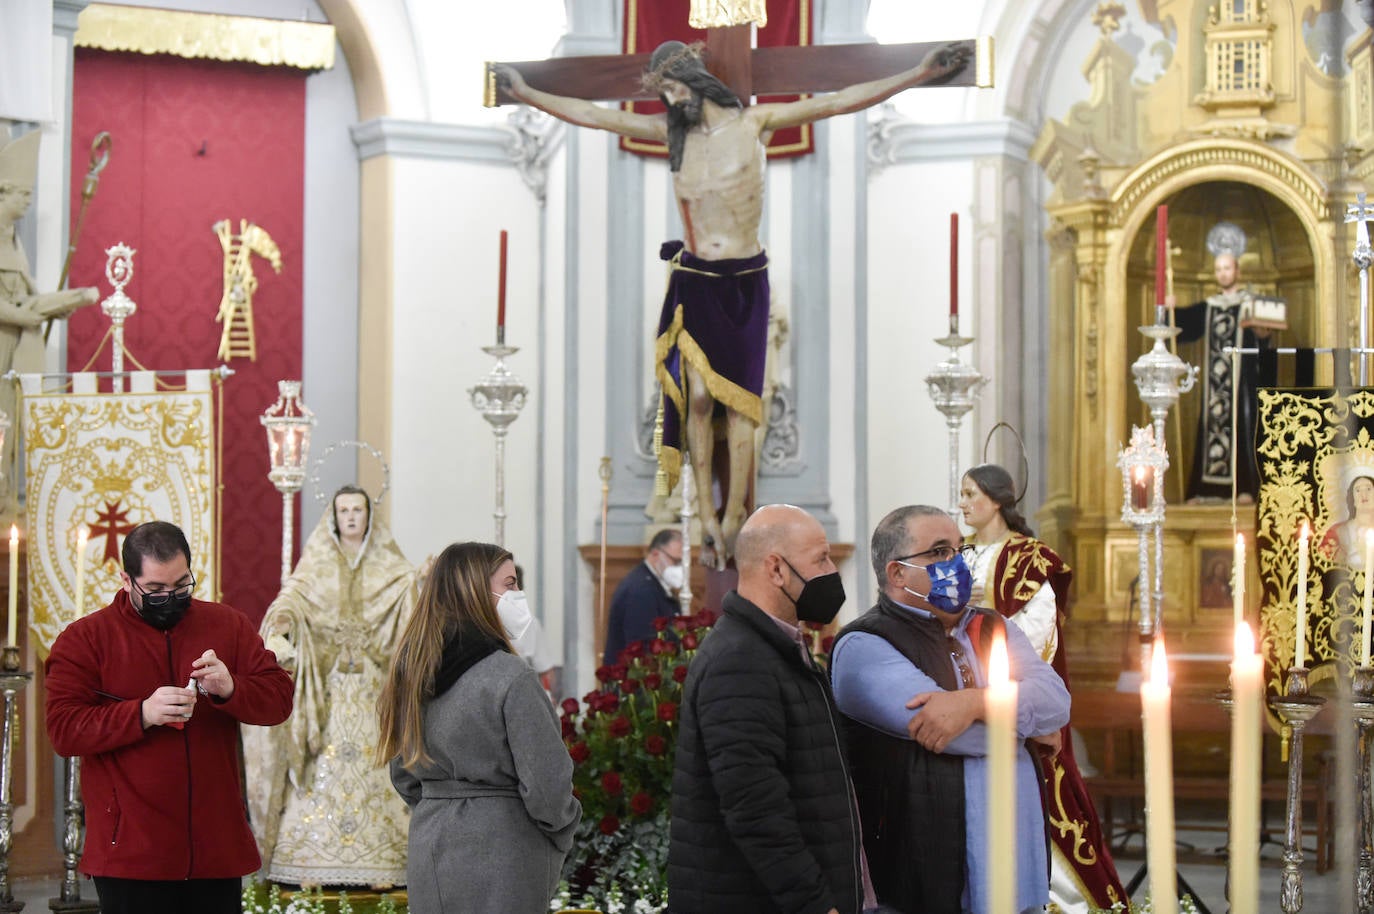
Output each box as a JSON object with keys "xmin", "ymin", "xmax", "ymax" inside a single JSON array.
[
  {"xmin": 661, "ymin": 563, "xmax": 685, "ymax": 590},
  {"xmin": 493, "ymin": 589, "xmax": 535, "ymax": 655}
]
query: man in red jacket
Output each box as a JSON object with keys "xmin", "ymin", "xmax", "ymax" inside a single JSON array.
[{"xmin": 45, "ymin": 521, "xmax": 294, "ymax": 914}]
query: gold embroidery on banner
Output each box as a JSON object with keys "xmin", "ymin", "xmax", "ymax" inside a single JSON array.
[
  {"xmin": 75, "ymin": 3, "xmax": 335, "ymax": 71},
  {"xmin": 1045, "ymin": 758, "xmax": 1098, "ymax": 867}
]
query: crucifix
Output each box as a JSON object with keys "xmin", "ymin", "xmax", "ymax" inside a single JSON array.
[{"xmin": 484, "ymin": 6, "xmax": 991, "ymax": 570}]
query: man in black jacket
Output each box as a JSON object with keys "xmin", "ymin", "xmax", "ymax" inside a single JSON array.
[{"xmin": 668, "ymin": 504, "xmax": 864, "ymax": 914}]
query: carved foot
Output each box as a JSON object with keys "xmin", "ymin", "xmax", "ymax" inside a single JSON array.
[
  {"xmin": 721, "ymin": 508, "xmax": 746, "ymax": 566},
  {"xmin": 700, "ymin": 521, "xmax": 727, "ymax": 572}
]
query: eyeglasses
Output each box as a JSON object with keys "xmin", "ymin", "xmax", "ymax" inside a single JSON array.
[
  {"xmin": 947, "ymin": 637, "xmax": 974, "ymax": 689},
  {"xmin": 895, "ymin": 543, "xmax": 977, "ymax": 566},
  {"xmin": 132, "ymin": 576, "xmax": 196, "ymax": 607}
]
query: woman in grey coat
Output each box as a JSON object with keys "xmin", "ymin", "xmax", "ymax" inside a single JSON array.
[{"xmin": 377, "ymin": 542, "xmax": 581, "ymax": 913}]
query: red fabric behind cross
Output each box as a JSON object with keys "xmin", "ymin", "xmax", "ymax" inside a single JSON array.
[{"xmin": 66, "ymin": 49, "xmax": 306, "ymax": 626}]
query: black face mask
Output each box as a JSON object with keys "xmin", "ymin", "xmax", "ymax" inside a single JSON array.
[
  {"xmin": 134, "ymin": 591, "xmax": 192, "ymax": 631},
  {"xmin": 779, "ymin": 557, "xmax": 846, "ymax": 624}
]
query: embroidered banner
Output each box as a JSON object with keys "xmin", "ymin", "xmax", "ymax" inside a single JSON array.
[
  {"xmin": 23, "ymin": 371, "xmax": 217, "ymax": 654},
  {"xmin": 1256, "ymin": 386, "xmax": 1374, "ymax": 693},
  {"xmin": 621, "ymin": 0, "xmax": 814, "ymax": 160}
]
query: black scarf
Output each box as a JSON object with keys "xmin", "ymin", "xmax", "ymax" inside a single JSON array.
[{"xmin": 432, "ymin": 624, "xmax": 505, "ymax": 698}]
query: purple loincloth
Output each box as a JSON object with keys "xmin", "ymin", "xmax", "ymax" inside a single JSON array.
[{"xmin": 653, "ymin": 240, "xmax": 770, "ymax": 494}]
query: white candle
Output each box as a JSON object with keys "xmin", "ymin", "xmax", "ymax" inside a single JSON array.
[
  {"xmin": 1233, "ymin": 533, "xmax": 1245, "ymax": 629},
  {"xmin": 1229, "ymin": 622, "xmax": 1262, "ymax": 914},
  {"xmin": 1295, "ymin": 522, "xmax": 1309, "ymax": 670},
  {"xmin": 1365, "ymin": 530, "xmax": 1374, "ymax": 667},
  {"xmin": 7, "ymin": 525, "xmax": 18, "ymax": 647},
  {"xmin": 75, "ymin": 528, "xmax": 89, "ymax": 617},
  {"xmin": 985, "ymin": 629, "xmax": 1017, "ymax": 914},
  {"xmin": 1141, "ymin": 637, "xmax": 1177, "ymax": 914}
]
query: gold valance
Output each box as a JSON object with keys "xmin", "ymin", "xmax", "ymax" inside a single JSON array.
[{"xmin": 75, "ymin": 3, "xmax": 336, "ymax": 72}]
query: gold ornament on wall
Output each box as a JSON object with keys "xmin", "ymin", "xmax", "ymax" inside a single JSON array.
[{"xmin": 213, "ymin": 219, "xmax": 282, "ymax": 362}]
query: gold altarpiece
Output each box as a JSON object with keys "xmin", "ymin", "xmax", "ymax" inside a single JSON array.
[{"xmin": 1030, "ymin": 0, "xmax": 1365, "ymax": 685}]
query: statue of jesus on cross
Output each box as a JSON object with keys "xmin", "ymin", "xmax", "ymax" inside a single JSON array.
[{"xmin": 495, "ymin": 38, "xmax": 970, "ymax": 568}]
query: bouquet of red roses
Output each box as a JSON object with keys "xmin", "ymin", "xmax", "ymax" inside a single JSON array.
[{"xmin": 553, "ymin": 609, "xmax": 720, "ymax": 912}]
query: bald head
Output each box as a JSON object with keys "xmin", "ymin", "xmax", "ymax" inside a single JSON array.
[{"xmin": 735, "ymin": 504, "xmax": 836, "ymax": 622}]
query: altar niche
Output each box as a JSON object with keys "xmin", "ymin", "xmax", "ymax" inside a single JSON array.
[{"xmin": 1127, "ymin": 180, "xmax": 1317, "ymax": 506}]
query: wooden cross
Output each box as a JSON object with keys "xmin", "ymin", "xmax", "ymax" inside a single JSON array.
[{"xmin": 484, "ymin": 27, "xmax": 992, "ymax": 108}]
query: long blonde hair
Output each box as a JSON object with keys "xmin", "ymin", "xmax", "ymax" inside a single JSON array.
[{"xmin": 376, "ymin": 541, "xmax": 514, "ymax": 771}]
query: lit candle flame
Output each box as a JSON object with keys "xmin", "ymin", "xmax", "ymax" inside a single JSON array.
[
  {"xmin": 1235, "ymin": 620, "xmax": 1255, "ymax": 659},
  {"xmin": 1150, "ymin": 636, "xmax": 1169, "ymax": 686},
  {"xmin": 989, "ymin": 629, "xmax": 1009, "ymax": 685}
]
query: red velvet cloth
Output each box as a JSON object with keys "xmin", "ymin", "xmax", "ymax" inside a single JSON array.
[
  {"xmin": 67, "ymin": 50, "xmax": 306, "ymax": 625},
  {"xmin": 621, "ymin": 0, "xmax": 815, "ymax": 160}
]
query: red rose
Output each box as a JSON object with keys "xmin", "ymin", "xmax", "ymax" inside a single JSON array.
[
  {"xmin": 657, "ymin": 702, "xmax": 678, "ymax": 722},
  {"xmin": 682, "ymin": 633, "xmax": 699, "ymax": 650},
  {"xmin": 625, "ymin": 641, "xmax": 646, "ymax": 658},
  {"xmin": 595, "ymin": 665, "xmax": 615, "ymax": 683},
  {"xmin": 611, "ymin": 663, "xmax": 630, "ymax": 682},
  {"xmin": 601, "ymin": 771, "xmax": 623, "ymax": 795},
  {"xmin": 569, "ymin": 741, "xmax": 590, "ymax": 763},
  {"xmin": 672, "ymin": 665, "xmax": 688, "ymax": 683},
  {"xmin": 650, "ymin": 639, "xmax": 667, "ymax": 655},
  {"xmin": 598, "ymin": 815, "xmax": 620, "ymax": 836},
  {"xmin": 609, "ymin": 715, "xmax": 632, "ymax": 738},
  {"xmin": 672, "ymin": 617, "xmax": 688, "ymax": 632},
  {"xmin": 652, "ymin": 616, "xmax": 669, "ymax": 632},
  {"xmin": 630, "ymin": 791, "xmax": 654, "ymax": 816},
  {"xmin": 595, "ymin": 691, "xmax": 620, "ymax": 714},
  {"xmin": 561, "ymin": 698, "xmax": 580, "ymax": 716},
  {"xmin": 694, "ymin": 609, "xmax": 719, "ymax": 627},
  {"xmin": 621, "ymin": 678, "xmax": 640, "ymax": 695},
  {"xmin": 643, "ymin": 673, "xmax": 663, "ymax": 690},
  {"xmin": 561, "ymin": 718, "xmax": 575, "ymax": 740},
  {"xmin": 645, "ymin": 734, "xmax": 667, "ymax": 756}
]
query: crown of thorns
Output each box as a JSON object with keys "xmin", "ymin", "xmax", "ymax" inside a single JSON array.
[{"xmin": 641, "ymin": 41, "xmax": 707, "ymax": 94}]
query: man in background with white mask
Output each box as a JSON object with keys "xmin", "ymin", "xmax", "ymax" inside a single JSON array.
[
  {"xmin": 245, "ymin": 484, "xmax": 416, "ymax": 889},
  {"xmin": 603, "ymin": 529, "xmax": 684, "ymax": 665}
]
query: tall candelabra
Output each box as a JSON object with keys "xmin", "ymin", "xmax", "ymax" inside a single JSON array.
[
  {"xmin": 468, "ymin": 344, "xmax": 528, "ymax": 546},
  {"xmin": 1118, "ymin": 425, "xmax": 1168, "ymax": 671},
  {"xmin": 0, "ymin": 647, "xmax": 29, "ymax": 913},
  {"xmin": 260, "ymin": 381, "xmax": 316, "ymax": 584},
  {"xmin": 1129, "ymin": 316, "xmax": 1197, "ymax": 656},
  {"xmin": 100, "ymin": 244, "xmax": 137, "ymax": 394},
  {"xmin": 924, "ymin": 325, "xmax": 988, "ymax": 515},
  {"xmin": 1349, "ymin": 193, "xmax": 1374, "ymax": 386}
]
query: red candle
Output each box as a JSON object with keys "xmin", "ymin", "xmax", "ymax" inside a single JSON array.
[
  {"xmin": 1132, "ymin": 465, "xmax": 1154, "ymax": 512},
  {"xmin": 949, "ymin": 213, "xmax": 959, "ymax": 323},
  {"xmin": 497, "ymin": 229, "xmax": 508, "ymax": 344},
  {"xmin": 1155, "ymin": 205, "xmax": 1168, "ymax": 306}
]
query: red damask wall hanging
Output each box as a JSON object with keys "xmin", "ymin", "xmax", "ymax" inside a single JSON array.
[{"xmin": 67, "ymin": 49, "xmax": 306, "ymax": 625}]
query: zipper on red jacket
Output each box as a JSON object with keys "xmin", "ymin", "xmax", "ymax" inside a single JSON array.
[{"xmin": 166, "ymin": 632, "xmax": 194, "ymax": 879}]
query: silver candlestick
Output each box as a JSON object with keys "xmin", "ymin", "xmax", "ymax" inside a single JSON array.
[
  {"xmin": 1271, "ymin": 668, "xmax": 1326, "ymax": 914},
  {"xmin": 924, "ymin": 327, "xmax": 988, "ymax": 515},
  {"xmin": 1356, "ymin": 667, "xmax": 1374, "ymax": 914},
  {"xmin": 49, "ymin": 755, "xmax": 97, "ymax": 914},
  {"xmin": 100, "ymin": 244, "xmax": 137, "ymax": 394},
  {"xmin": 0, "ymin": 647, "xmax": 30, "ymax": 912},
  {"xmin": 468, "ymin": 344, "xmax": 528, "ymax": 547}
]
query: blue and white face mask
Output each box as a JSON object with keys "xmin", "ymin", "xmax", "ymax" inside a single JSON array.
[{"xmin": 899, "ymin": 553, "xmax": 973, "ymax": 614}]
